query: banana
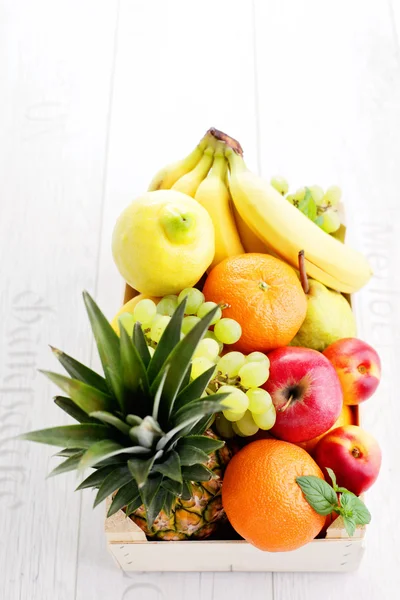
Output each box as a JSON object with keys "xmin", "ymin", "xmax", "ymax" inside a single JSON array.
[
  {"xmin": 172, "ymin": 144, "xmax": 214, "ymax": 198},
  {"xmin": 148, "ymin": 135, "xmax": 209, "ymax": 191},
  {"xmin": 226, "ymin": 149, "xmax": 372, "ymax": 293},
  {"xmin": 194, "ymin": 148, "xmax": 244, "ymax": 269}
]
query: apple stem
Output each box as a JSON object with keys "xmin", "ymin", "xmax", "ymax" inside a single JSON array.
[
  {"xmin": 298, "ymin": 250, "xmax": 310, "ymax": 295},
  {"xmin": 206, "ymin": 127, "xmax": 244, "ymax": 156},
  {"xmin": 278, "ymin": 395, "xmax": 293, "ymax": 413}
]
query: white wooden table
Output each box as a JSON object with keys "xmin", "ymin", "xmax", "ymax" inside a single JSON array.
[{"xmin": 1, "ymin": 1, "xmax": 400, "ymax": 598}]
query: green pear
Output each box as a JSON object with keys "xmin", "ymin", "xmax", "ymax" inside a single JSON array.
[{"xmin": 291, "ymin": 253, "xmax": 356, "ymax": 351}]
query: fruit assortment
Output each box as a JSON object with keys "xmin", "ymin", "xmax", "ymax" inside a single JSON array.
[{"xmin": 22, "ymin": 127, "xmax": 382, "ymax": 554}]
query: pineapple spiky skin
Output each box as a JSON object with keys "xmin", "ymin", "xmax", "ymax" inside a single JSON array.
[
  {"xmin": 131, "ymin": 432, "xmax": 231, "ymax": 539},
  {"xmin": 20, "ymin": 292, "xmax": 233, "ymax": 540}
]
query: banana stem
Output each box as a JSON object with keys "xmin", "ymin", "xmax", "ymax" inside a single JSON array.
[
  {"xmin": 225, "ymin": 147, "xmax": 247, "ymax": 174},
  {"xmin": 207, "ymin": 127, "xmax": 244, "ymax": 156},
  {"xmin": 298, "ymin": 250, "xmax": 310, "ymax": 295}
]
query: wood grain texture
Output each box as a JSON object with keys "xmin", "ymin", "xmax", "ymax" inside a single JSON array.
[{"xmin": 0, "ymin": 1, "xmax": 119, "ymax": 599}]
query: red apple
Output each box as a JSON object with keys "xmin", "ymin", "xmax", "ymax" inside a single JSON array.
[
  {"xmin": 263, "ymin": 347, "xmax": 343, "ymax": 443},
  {"xmin": 323, "ymin": 338, "xmax": 381, "ymax": 405},
  {"xmin": 314, "ymin": 424, "xmax": 382, "ymax": 495}
]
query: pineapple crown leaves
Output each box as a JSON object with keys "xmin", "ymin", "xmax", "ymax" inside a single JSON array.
[{"xmin": 19, "ymin": 291, "xmax": 228, "ymax": 526}]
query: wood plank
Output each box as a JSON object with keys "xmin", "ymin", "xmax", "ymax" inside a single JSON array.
[
  {"xmin": 254, "ymin": 0, "xmax": 400, "ymax": 597},
  {"xmin": 76, "ymin": 0, "xmax": 272, "ymax": 598},
  {"xmin": 0, "ymin": 1, "xmax": 119, "ymax": 599}
]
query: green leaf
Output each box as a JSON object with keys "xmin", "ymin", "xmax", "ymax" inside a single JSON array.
[
  {"xmin": 128, "ymin": 455, "xmax": 157, "ymax": 488},
  {"xmin": 107, "ymin": 480, "xmax": 140, "ymax": 517},
  {"xmin": 163, "ymin": 491, "xmax": 175, "ymax": 515},
  {"xmin": 340, "ymin": 493, "xmax": 371, "ymax": 526},
  {"xmin": 152, "ymin": 364, "xmax": 170, "ymax": 422},
  {"xmin": 93, "ymin": 466, "xmax": 132, "ymax": 507},
  {"xmin": 146, "ymin": 487, "xmax": 166, "ymax": 529},
  {"xmin": 76, "ymin": 465, "xmax": 118, "ymax": 490},
  {"xmin": 179, "ymin": 363, "xmax": 192, "ymax": 395},
  {"xmin": 120, "ymin": 325, "xmax": 150, "ymax": 416},
  {"xmin": 89, "ymin": 411, "xmax": 130, "ymax": 435},
  {"xmin": 103, "ymin": 366, "xmax": 124, "ymax": 415},
  {"xmin": 140, "ymin": 475, "xmax": 163, "ymax": 508},
  {"xmin": 173, "ymin": 365, "xmax": 216, "ymax": 413},
  {"xmin": 314, "ymin": 215, "xmax": 324, "ymax": 227},
  {"xmin": 133, "ymin": 322, "xmax": 151, "ymax": 368},
  {"xmin": 177, "ymin": 445, "xmax": 209, "ymax": 466},
  {"xmin": 54, "ymin": 396, "xmax": 98, "ymax": 424},
  {"xmin": 298, "ymin": 187, "xmax": 317, "ymax": 221},
  {"xmin": 190, "ymin": 415, "xmax": 214, "ymax": 436},
  {"xmin": 126, "ymin": 415, "xmax": 143, "ymax": 426},
  {"xmin": 50, "ymin": 346, "xmax": 108, "ymax": 393},
  {"xmin": 153, "ymin": 450, "xmax": 182, "ymax": 482},
  {"xmin": 147, "ymin": 297, "xmax": 187, "ymax": 383},
  {"xmin": 181, "ymin": 480, "xmax": 193, "ymax": 500},
  {"xmin": 82, "ymin": 291, "xmax": 122, "ymax": 405},
  {"xmin": 296, "ymin": 475, "xmax": 338, "ymax": 516},
  {"xmin": 48, "ymin": 452, "xmax": 84, "ymax": 477},
  {"xmin": 325, "ymin": 467, "xmax": 337, "ymax": 490},
  {"xmin": 126, "ymin": 494, "xmax": 143, "ymax": 516},
  {"xmin": 41, "ymin": 371, "xmax": 113, "ymax": 414},
  {"xmin": 172, "ymin": 395, "xmax": 230, "ymax": 427},
  {"xmin": 161, "ymin": 478, "xmax": 182, "ymax": 496},
  {"xmin": 154, "ymin": 303, "xmax": 221, "ymax": 423},
  {"xmin": 179, "ymin": 435, "xmax": 224, "ymax": 454},
  {"xmin": 79, "ymin": 440, "xmax": 123, "ymax": 470},
  {"xmin": 54, "ymin": 447, "xmax": 84, "ymax": 457},
  {"xmin": 181, "ymin": 464, "xmax": 214, "ymax": 482},
  {"xmin": 20, "ymin": 424, "xmax": 110, "ymax": 448},
  {"xmin": 343, "ymin": 515, "xmax": 357, "ymax": 537}
]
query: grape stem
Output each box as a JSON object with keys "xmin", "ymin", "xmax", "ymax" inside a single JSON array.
[
  {"xmin": 298, "ymin": 250, "xmax": 310, "ymax": 295},
  {"xmin": 206, "ymin": 127, "xmax": 244, "ymax": 157}
]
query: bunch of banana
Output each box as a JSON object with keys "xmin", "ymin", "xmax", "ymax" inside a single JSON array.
[
  {"xmin": 225, "ymin": 148, "xmax": 372, "ymax": 293},
  {"xmin": 148, "ymin": 132, "xmax": 245, "ymax": 269}
]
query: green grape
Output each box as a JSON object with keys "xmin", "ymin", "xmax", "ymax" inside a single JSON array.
[
  {"xmin": 320, "ymin": 208, "xmax": 341, "ymax": 234},
  {"xmin": 294, "ymin": 187, "xmax": 306, "ymax": 201},
  {"xmin": 232, "ymin": 422, "xmax": 247, "ymax": 437},
  {"xmin": 204, "ymin": 330, "xmax": 223, "ymax": 353},
  {"xmin": 246, "ymin": 388, "xmax": 273, "ymax": 414},
  {"xmin": 238, "ymin": 361, "xmax": 270, "ymax": 388},
  {"xmin": 309, "ymin": 185, "xmax": 324, "ymax": 205},
  {"xmin": 181, "ymin": 315, "xmax": 201, "ymax": 334},
  {"xmin": 133, "ymin": 299, "xmax": 157, "ymax": 324},
  {"xmin": 235, "ymin": 410, "xmax": 259, "ymax": 436},
  {"xmin": 150, "ymin": 315, "xmax": 171, "ymax": 343},
  {"xmin": 252, "ymin": 405, "xmax": 276, "ymax": 430},
  {"xmin": 323, "ymin": 185, "xmax": 342, "ymax": 207},
  {"xmin": 157, "ymin": 295, "xmax": 178, "ymax": 316},
  {"xmin": 193, "ymin": 338, "xmax": 220, "ymax": 361},
  {"xmin": 215, "ymin": 413, "xmax": 235, "ymax": 439},
  {"xmin": 286, "ymin": 194, "xmax": 297, "ymax": 205},
  {"xmin": 246, "ymin": 352, "xmax": 270, "ymax": 368},
  {"xmin": 270, "ymin": 176, "xmax": 289, "ymax": 195},
  {"xmin": 219, "ymin": 385, "xmax": 249, "ymax": 413},
  {"xmin": 217, "ymin": 351, "xmax": 246, "ymax": 378},
  {"xmin": 191, "ymin": 357, "xmax": 216, "ymax": 380},
  {"xmin": 213, "ymin": 318, "xmax": 242, "ymax": 344},
  {"xmin": 118, "ymin": 313, "xmax": 135, "ymax": 337},
  {"xmin": 197, "ymin": 301, "xmax": 222, "ymax": 324},
  {"xmin": 178, "ymin": 288, "xmax": 205, "ymax": 314},
  {"xmin": 223, "ymin": 408, "xmax": 246, "ymax": 423},
  {"xmin": 148, "ymin": 346, "xmax": 155, "ymax": 357}
]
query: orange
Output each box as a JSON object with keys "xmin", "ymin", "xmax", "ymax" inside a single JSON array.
[
  {"xmin": 203, "ymin": 253, "xmax": 307, "ymax": 353},
  {"xmin": 296, "ymin": 405, "xmax": 355, "ymax": 455},
  {"xmin": 222, "ymin": 438, "xmax": 325, "ymax": 552}
]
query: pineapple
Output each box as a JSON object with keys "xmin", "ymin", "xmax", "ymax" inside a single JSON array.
[{"xmin": 21, "ymin": 292, "xmax": 231, "ymax": 539}]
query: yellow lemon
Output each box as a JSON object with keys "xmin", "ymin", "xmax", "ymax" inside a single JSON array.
[{"xmin": 112, "ymin": 190, "xmax": 215, "ymax": 296}]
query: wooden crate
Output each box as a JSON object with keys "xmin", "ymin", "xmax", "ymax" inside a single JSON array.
[{"xmin": 106, "ymin": 278, "xmax": 366, "ymax": 572}]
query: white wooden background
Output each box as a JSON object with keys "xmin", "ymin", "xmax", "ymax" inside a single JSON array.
[{"xmin": 1, "ymin": 0, "xmax": 399, "ymax": 598}]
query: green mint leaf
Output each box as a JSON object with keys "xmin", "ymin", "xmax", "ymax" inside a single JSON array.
[
  {"xmin": 340, "ymin": 492, "xmax": 371, "ymax": 526},
  {"xmin": 298, "ymin": 188, "xmax": 317, "ymax": 222},
  {"xmin": 343, "ymin": 515, "xmax": 357, "ymax": 537},
  {"xmin": 296, "ymin": 475, "xmax": 338, "ymax": 516},
  {"xmin": 325, "ymin": 467, "xmax": 337, "ymax": 490}
]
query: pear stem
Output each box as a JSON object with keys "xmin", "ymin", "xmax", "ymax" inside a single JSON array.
[
  {"xmin": 298, "ymin": 250, "xmax": 310, "ymax": 295},
  {"xmin": 207, "ymin": 127, "xmax": 244, "ymax": 156}
]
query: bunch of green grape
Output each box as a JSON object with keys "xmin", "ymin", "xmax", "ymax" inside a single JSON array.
[
  {"xmin": 270, "ymin": 176, "xmax": 342, "ymax": 234},
  {"xmin": 118, "ymin": 287, "xmax": 242, "ymax": 361},
  {"xmin": 213, "ymin": 351, "xmax": 276, "ymax": 438}
]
